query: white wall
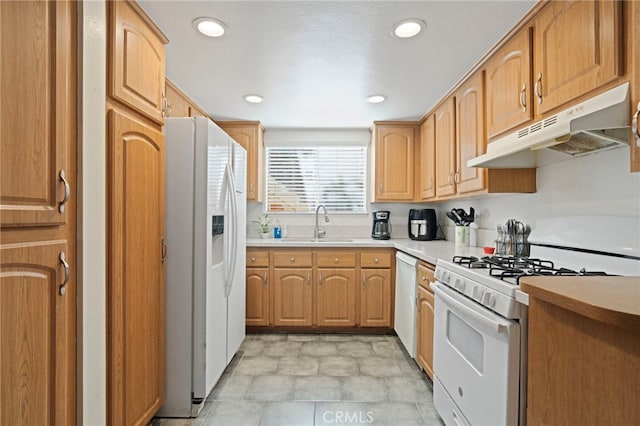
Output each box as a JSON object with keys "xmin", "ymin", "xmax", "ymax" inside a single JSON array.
[{"xmin": 79, "ymin": 1, "xmax": 107, "ymax": 423}]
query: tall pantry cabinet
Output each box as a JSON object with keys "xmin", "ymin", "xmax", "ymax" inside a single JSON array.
[
  {"xmin": 107, "ymin": 1, "xmax": 168, "ymax": 424},
  {"xmin": 0, "ymin": 1, "xmax": 77, "ymax": 424}
]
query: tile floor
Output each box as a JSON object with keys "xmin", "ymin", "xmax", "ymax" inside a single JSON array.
[{"xmin": 152, "ymin": 333, "xmax": 444, "ymax": 426}]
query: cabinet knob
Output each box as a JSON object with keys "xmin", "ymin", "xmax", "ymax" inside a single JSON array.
[
  {"xmin": 290, "ymin": 257, "xmax": 295, "ymax": 262},
  {"xmin": 374, "ymin": 258, "xmax": 379, "ymax": 263},
  {"xmin": 250, "ymin": 257, "xmax": 256, "ymax": 262},
  {"xmin": 334, "ymin": 257, "xmax": 339, "ymax": 263},
  {"xmin": 422, "ymin": 276, "xmax": 427, "ymax": 281}
]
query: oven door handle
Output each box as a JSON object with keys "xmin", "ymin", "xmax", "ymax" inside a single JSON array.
[{"xmin": 433, "ymin": 282, "xmax": 508, "ymax": 334}]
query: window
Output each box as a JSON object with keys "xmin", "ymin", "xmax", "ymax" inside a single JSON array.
[{"xmin": 266, "ymin": 146, "xmax": 366, "ymax": 213}]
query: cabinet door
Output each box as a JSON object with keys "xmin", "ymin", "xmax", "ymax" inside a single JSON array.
[
  {"xmin": 434, "ymin": 98, "xmax": 456, "ymax": 197},
  {"xmin": 455, "ymin": 72, "xmax": 486, "ymax": 194},
  {"xmin": 220, "ymin": 124, "xmax": 264, "ymax": 201},
  {"xmin": 417, "ymin": 286, "xmax": 435, "ymax": 379},
  {"xmin": 109, "ymin": 0, "xmax": 167, "ymax": 123},
  {"xmin": 317, "ymin": 269, "xmax": 357, "ymax": 327},
  {"xmin": 360, "ymin": 269, "xmax": 391, "ymax": 327},
  {"xmin": 0, "ymin": 0, "xmax": 74, "ymax": 227},
  {"xmin": 164, "ymin": 80, "xmax": 190, "ymax": 118},
  {"xmin": 533, "ymin": 0, "xmax": 621, "ymax": 115},
  {"xmin": 485, "ymin": 28, "xmax": 533, "ymax": 139},
  {"xmin": 631, "ymin": 0, "xmax": 640, "ymax": 173},
  {"xmin": 108, "ymin": 109, "xmax": 165, "ymax": 425},
  {"xmin": 273, "ymin": 268, "xmax": 313, "ymax": 326},
  {"xmin": 246, "ymin": 268, "xmax": 269, "ymax": 326},
  {"xmin": 0, "ymin": 240, "xmax": 72, "ymax": 425},
  {"xmin": 417, "ymin": 115, "xmax": 436, "ymax": 200},
  {"xmin": 374, "ymin": 125, "xmax": 415, "ymax": 201}
]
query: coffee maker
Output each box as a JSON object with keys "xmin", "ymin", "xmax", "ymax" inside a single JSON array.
[
  {"xmin": 371, "ymin": 211, "xmax": 392, "ymax": 240},
  {"xmin": 408, "ymin": 209, "xmax": 437, "ymax": 241}
]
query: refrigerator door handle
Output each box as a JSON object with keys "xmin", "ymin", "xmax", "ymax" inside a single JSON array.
[{"xmin": 224, "ymin": 163, "xmax": 239, "ymax": 297}]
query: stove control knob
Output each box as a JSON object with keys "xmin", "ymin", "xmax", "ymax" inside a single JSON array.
[
  {"xmin": 472, "ymin": 286, "xmax": 485, "ymax": 301},
  {"xmin": 454, "ymin": 277, "xmax": 466, "ymax": 291},
  {"xmin": 483, "ymin": 292, "xmax": 496, "ymax": 307},
  {"xmin": 440, "ymin": 271, "xmax": 450, "ymax": 283}
]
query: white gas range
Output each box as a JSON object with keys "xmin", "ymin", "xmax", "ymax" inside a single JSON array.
[{"xmin": 431, "ymin": 216, "xmax": 640, "ymax": 426}]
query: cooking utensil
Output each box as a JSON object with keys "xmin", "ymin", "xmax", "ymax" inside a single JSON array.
[
  {"xmin": 446, "ymin": 211, "xmax": 459, "ymax": 225},
  {"xmin": 451, "ymin": 210, "xmax": 463, "ymax": 225}
]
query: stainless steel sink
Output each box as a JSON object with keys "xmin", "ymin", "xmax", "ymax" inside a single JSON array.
[{"xmin": 279, "ymin": 237, "xmax": 355, "ymax": 243}]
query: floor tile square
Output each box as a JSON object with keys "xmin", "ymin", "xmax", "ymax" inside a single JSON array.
[
  {"xmin": 342, "ymin": 376, "xmax": 388, "ymax": 402},
  {"xmin": 204, "ymin": 400, "xmax": 264, "ymax": 426},
  {"xmin": 235, "ymin": 356, "xmax": 280, "ymax": 376},
  {"xmin": 288, "ymin": 334, "xmax": 321, "ymax": 342},
  {"xmin": 239, "ymin": 339, "xmax": 266, "ymax": 356},
  {"xmin": 416, "ymin": 400, "xmax": 444, "ymax": 425},
  {"xmin": 336, "ymin": 341, "xmax": 374, "ymax": 358},
  {"xmin": 245, "ymin": 375, "xmax": 295, "ymax": 401},
  {"xmin": 276, "ymin": 356, "xmax": 319, "ymax": 376},
  {"xmin": 318, "ymin": 356, "xmax": 360, "ymax": 377},
  {"xmin": 320, "ymin": 334, "xmax": 354, "ymax": 342},
  {"xmin": 385, "ymin": 377, "xmax": 432, "ymax": 403},
  {"xmin": 258, "ymin": 401, "xmax": 315, "ymax": 426},
  {"xmin": 263, "ymin": 340, "xmax": 303, "ymax": 357},
  {"xmin": 358, "ymin": 356, "xmax": 404, "ymax": 377},
  {"xmin": 300, "ymin": 341, "xmax": 339, "ymax": 356},
  {"xmin": 366, "ymin": 401, "xmax": 426, "ymax": 426},
  {"xmin": 371, "ymin": 341, "xmax": 406, "ymax": 358},
  {"xmin": 354, "ymin": 334, "xmax": 389, "ymax": 342},
  {"xmin": 210, "ymin": 374, "xmax": 252, "ymax": 400},
  {"xmin": 253, "ymin": 334, "xmax": 288, "ymax": 342},
  {"xmin": 293, "ymin": 375, "xmax": 342, "ymax": 401}
]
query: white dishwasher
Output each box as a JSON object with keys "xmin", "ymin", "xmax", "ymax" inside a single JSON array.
[{"xmin": 394, "ymin": 251, "xmax": 419, "ymax": 358}]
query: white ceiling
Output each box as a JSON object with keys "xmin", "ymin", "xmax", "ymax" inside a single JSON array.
[{"xmin": 140, "ymin": 1, "xmax": 535, "ymax": 129}]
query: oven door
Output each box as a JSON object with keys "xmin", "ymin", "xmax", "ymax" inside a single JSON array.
[{"xmin": 432, "ymin": 281, "xmax": 520, "ymax": 426}]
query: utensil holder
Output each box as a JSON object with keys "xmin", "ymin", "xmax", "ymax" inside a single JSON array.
[{"xmin": 455, "ymin": 226, "xmax": 470, "ymax": 246}]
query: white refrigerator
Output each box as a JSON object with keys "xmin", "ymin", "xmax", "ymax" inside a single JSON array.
[{"xmin": 159, "ymin": 117, "xmax": 247, "ymax": 417}]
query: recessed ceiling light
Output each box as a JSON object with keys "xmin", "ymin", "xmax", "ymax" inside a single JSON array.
[
  {"xmin": 244, "ymin": 94, "xmax": 263, "ymax": 104},
  {"xmin": 366, "ymin": 95, "xmax": 386, "ymax": 104},
  {"xmin": 393, "ymin": 19, "xmax": 425, "ymax": 38},
  {"xmin": 193, "ymin": 17, "xmax": 226, "ymax": 38}
]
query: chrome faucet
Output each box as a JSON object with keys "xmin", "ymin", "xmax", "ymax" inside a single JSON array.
[{"xmin": 314, "ymin": 204, "xmax": 330, "ymax": 239}]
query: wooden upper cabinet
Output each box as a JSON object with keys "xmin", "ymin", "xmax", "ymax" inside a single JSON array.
[
  {"xmin": 218, "ymin": 122, "xmax": 265, "ymax": 202},
  {"xmin": 372, "ymin": 124, "xmax": 416, "ymax": 201},
  {"xmin": 533, "ymin": 0, "xmax": 621, "ymax": 115},
  {"xmin": 631, "ymin": 0, "xmax": 640, "ymax": 173},
  {"xmin": 417, "ymin": 115, "xmax": 436, "ymax": 200},
  {"xmin": 164, "ymin": 80, "xmax": 190, "ymax": 118},
  {"xmin": 0, "ymin": 240, "xmax": 72, "ymax": 425},
  {"xmin": 1, "ymin": 0, "xmax": 74, "ymax": 227},
  {"xmin": 317, "ymin": 269, "xmax": 357, "ymax": 327},
  {"xmin": 485, "ymin": 27, "xmax": 533, "ymax": 139},
  {"xmin": 108, "ymin": 109, "xmax": 165, "ymax": 426},
  {"xmin": 109, "ymin": 0, "xmax": 168, "ymax": 124},
  {"xmin": 434, "ymin": 98, "xmax": 456, "ymax": 197},
  {"xmin": 455, "ymin": 72, "xmax": 486, "ymax": 194}
]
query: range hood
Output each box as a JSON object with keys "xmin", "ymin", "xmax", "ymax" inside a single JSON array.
[{"xmin": 468, "ymin": 82, "xmax": 630, "ymax": 168}]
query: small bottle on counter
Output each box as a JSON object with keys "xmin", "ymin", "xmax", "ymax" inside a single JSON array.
[
  {"xmin": 469, "ymin": 223, "xmax": 478, "ymax": 247},
  {"xmin": 282, "ymin": 225, "xmax": 289, "ymax": 238},
  {"xmin": 273, "ymin": 220, "xmax": 282, "ymax": 239}
]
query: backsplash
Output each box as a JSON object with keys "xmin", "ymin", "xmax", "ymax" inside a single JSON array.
[{"xmin": 248, "ymin": 147, "xmax": 640, "ymax": 247}]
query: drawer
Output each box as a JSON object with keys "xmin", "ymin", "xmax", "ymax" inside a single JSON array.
[
  {"xmin": 317, "ymin": 252, "xmax": 357, "ymax": 268},
  {"xmin": 417, "ymin": 262, "xmax": 435, "ymax": 291},
  {"xmin": 247, "ymin": 250, "xmax": 269, "ymax": 267},
  {"xmin": 273, "ymin": 251, "xmax": 313, "ymax": 267},
  {"xmin": 361, "ymin": 251, "xmax": 392, "ymax": 268}
]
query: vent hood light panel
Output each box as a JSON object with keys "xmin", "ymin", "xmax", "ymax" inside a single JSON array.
[{"xmin": 468, "ymin": 82, "xmax": 630, "ymax": 168}]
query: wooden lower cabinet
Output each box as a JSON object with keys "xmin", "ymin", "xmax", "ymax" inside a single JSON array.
[
  {"xmin": 417, "ymin": 286, "xmax": 435, "ymax": 379},
  {"xmin": 273, "ymin": 268, "xmax": 313, "ymax": 326},
  {"xmin": 0, "ymin": 240, "xmax": 73, "ymax": 425},
  {"xmin": 317, "ymin": 269, "xmax": 357, "ymax": 327},
  {"xmin": 360, "ymin": 269, "xmax": 392, "ymax": 327},
  {"xmin": 246, "ymin": 268, "xmax": 269, "ymax": 326}
]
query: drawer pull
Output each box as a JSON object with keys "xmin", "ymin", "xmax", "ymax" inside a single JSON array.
[
  {"xmin": 290, "ymin": 257, "xmax": 295, "ymax": 263},
  {"xmin": 306, "ymin": 272, "xmax": 311, "ymax": 288},
  {"xmin": 361, "ymin": 273, "xmax": 366, "ymax": 288},
  {"xmin": 318, "ymin": 273, "xmax": 323, "ymax": 288},
  {"xmin": 374, "ymin": 258, "xmax": 379, "ymax": 263},
  {"xmin": 250, "ymin": 256, "xmax": 256, "ymax": 262},
  {"xmin": 58, "ymin": 170, "xmax": 70, "ymax": 213},
  {"xmin": 263, "ymin": 272, "xmax": 268, "ymax": 288},
  {"xmin": 334, "ymin": 257, "xmax": 339, "ymax": 263},
  {"xmin": 59, "ymin": 252, "xmax": 70, "ymax": 296}
]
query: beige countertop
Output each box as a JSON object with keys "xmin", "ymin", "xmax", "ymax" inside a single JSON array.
[
  {"xmin": 521, "ymin": 276, "xmax": 640, "ymax": 330},
  {"xmin": 247, "ymin": 237, "xmax": 487, "ymax": 265}
]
